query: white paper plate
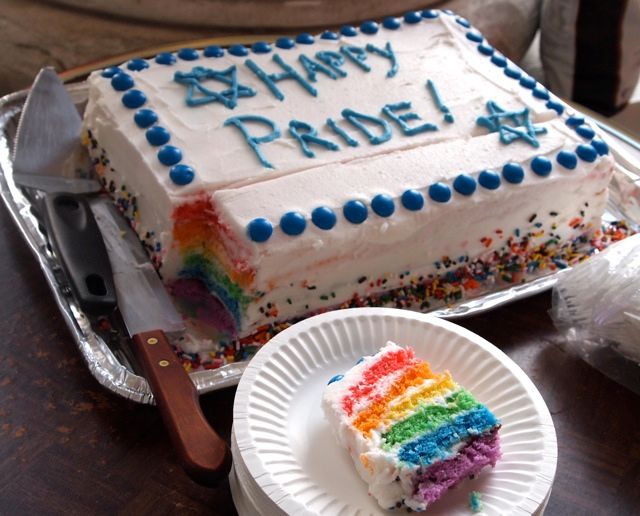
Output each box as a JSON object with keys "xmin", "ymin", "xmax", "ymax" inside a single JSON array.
[{"xmin": 233, "ymin": 308, "xmax": 557, "ymax": 515}]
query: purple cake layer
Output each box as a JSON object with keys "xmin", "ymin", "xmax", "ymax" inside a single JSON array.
[{"xmin": 414, "ymin": 429, "xmax": 501, "ymax": 505}]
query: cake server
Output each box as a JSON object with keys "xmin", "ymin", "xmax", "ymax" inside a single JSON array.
[
  {"xmin": 90, "ymin": 197, "xmax": 232, "ymax": 486},
  {"xmin": 12, "ymin": 67, "xmax": 116, "ymax": 315}
]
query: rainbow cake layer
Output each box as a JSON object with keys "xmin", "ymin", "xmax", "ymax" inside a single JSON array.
[
  {"xmin": 82, "ymin": 10, "xmax": 615, "ymax": 360},
  {"xmin": 322, "ymin": 341, "xmax": 501, "ymax": 511}
]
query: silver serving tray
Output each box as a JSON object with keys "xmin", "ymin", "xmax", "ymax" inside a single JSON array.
[{"xmin": 1, "ymin": 82, "xmax": 639, "ymax": 404}]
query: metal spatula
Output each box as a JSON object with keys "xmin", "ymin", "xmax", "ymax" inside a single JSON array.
[{"xmin": 12, "ymin": 67, "xmax": 116, "ymax": 315}]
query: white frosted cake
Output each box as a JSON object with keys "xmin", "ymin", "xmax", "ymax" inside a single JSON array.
[{"xmin": 82, "ymin": 10, "xmax": 615, "ymax": 364}]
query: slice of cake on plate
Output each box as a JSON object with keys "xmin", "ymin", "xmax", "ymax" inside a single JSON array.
[
  {"xmin": 322, "ymin": 341, "xmax": 501, "ymax": 511},
  {"xmin": 82, "ymin": 10, "xmax": 615, "ymax": 361}
]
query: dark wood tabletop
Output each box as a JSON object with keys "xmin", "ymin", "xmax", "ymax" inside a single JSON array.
[{"xmin": 1, "ymin": 202, "xmax": 639, "ymax": 516}]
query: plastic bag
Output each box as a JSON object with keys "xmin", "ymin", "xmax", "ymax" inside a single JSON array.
[{"xmin": 551, "ymin": 234, "xmax": 640, "ymax": 394}]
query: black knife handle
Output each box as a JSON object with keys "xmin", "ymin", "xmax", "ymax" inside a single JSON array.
[{"xmin": 42, "ymin": 192, "xmax": 117, "ymax": 316}]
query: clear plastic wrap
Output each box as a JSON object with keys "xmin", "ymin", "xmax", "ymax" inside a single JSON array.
[{"xmin": 551, "ymin": 234, "xmax": 640, "ymax": 394}]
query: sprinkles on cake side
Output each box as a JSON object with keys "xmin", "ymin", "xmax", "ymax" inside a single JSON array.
[{"xmin": 322, "ymin": 341, "xmax": 501, "ymax": 511}]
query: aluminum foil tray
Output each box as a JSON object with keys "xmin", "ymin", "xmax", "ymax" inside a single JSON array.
[{"xmin": 2, "ymin": 80, "xmax": 639, "ymax": 404}]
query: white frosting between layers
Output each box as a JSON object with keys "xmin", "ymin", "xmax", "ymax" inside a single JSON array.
[{"xmin": 322, "ymin": 341, "xmax": 462, "ymax": 511}]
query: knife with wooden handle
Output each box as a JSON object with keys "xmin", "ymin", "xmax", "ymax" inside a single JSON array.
[
  {"xmin": 14, "ymin": 67, "xmax": 231, "ymax": 485},
  {"xmin": 91, "ymin": 198, "xmax": 232, "ymax": 486}
]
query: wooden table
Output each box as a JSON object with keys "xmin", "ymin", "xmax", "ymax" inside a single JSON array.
[{"xmin": 1, "ymin": 202, "xmax": 639, "ymax": 515}]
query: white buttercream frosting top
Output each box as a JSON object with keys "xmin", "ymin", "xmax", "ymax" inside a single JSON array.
[{"xmin": 84, "ymin": 13, "xmax": 561, "ymax": 202}]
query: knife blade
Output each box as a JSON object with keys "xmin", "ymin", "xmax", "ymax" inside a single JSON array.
[
  {"xmin": 12, "ymin": 67, "xmax": 116, "ymax": 315},
  {"xmin": 91, "ymin": 198, "xmax": 232, "ymax": 486}
]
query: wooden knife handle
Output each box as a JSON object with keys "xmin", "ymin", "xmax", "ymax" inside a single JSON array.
[{"xmin": 131, "ymin": 329, "xmax": 231, "ymax": 486}]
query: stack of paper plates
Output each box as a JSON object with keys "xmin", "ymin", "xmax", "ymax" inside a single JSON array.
[{"xmin": 231, "ymin": 308, "xmax": 557, "ymax": 515}]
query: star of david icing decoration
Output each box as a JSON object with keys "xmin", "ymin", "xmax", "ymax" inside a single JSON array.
[
  {"xmin": 174, "ymin": 66, "xmax": 256, "ymax": 109},
  {"xmin": 476, "ymin": 100, "xmax": 547, "ymax": 147}
]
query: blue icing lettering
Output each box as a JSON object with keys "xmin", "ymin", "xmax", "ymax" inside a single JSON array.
[
  {"xmin": 382, "ymin": 101, "xmax": 437, "ymax": 136},
  {"xmin": 326, "ymin": 118, "xmax": 359, "ymax": 147},
  {"xmin": 298, "ymin": 54, "xmax": 338, "ymax": 82},
  {"xmin": 340, "ymin": 45, "xmax": 371, "ymax": 72},
  {"xmin": 476, "ymin": 100, "xmax": 546, "ymax": 147},
  {"xmin": 245, "ymin": 54, "xmax": 317, "ymax": 101},
  {"xmin": 365, "ymin": 42, "xmax": 398, "ymax": 78},
  {"xmin": 426, "ymin": 79, "xmax": 455, "ymax": 123},
  {"xmin": 342, "ymin": 108, "xmax": 391, "ymax": 145},
  {"xmin": 174, "ymin": 65, "xmax": 256, "ymax": 109},
  {"xmin": 288, "ymin": 120, "xmax": 340, "ymax": 158},
  {"xmin": 315, "ymin": 51, "xmax": 348, "ymax": 78},
  {"xmin": 224, "ymin": 115, "xmax": 281, "ymax": 169}
]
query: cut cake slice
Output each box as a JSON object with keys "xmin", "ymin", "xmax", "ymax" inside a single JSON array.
[{"xmin": 322, "ymin": 341, "xmax": 501, "ymax": 511}]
